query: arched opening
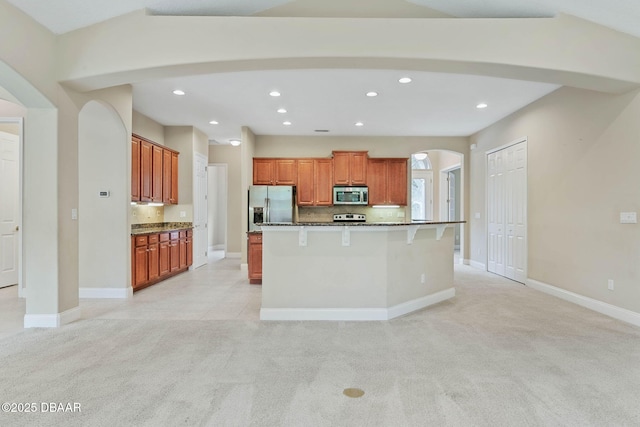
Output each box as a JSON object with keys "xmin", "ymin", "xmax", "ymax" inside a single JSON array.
[
  {"xmin": 412, "ymin": 149, "xmax": 465, "ymax": 264},
  {"xmin": 78, "ymin": 101, "xmax": 130, "ymax": 297}
]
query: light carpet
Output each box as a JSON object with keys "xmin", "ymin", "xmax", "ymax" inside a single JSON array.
[{"xmin": 0, "ymin": 261, "xmax": 639, "ymax": 427}]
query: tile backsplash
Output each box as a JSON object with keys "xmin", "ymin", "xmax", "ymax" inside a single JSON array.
[
  {"xmin": 131, "ymin": 204, "xmax": 164, "ymax": 224},
  {"xmin": 298, "ymin": 206, "xmax": 408, "ymax": 223}
]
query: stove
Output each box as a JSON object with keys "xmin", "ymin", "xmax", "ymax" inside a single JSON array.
[{"xmin": 333, "ymin": 213, "xmax": 366, "ymax": 223}]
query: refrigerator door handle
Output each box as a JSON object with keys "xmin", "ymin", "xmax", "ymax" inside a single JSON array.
[{"xmin": 265, "ymin": 198, "xmax": 270, "ymax": 223}]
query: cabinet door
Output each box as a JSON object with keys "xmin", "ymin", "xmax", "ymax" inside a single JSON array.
[
  {"xmin": 248, "ymin": 234, "xmax": 263, "ymax": 283},
  {"xmin": 179, "ymin": 235, "xmax": 187, "ymax": 269},
  {"xmin": 332, "ymin": 152, "xmax": 350, "ymax": 185},
  {"xmin": 367, "ymin": 159, "xmax": 387, "ymax": 205},
  {"xmin": 315, "ymin": 159, "xmax": 334, "ymax": 206},
  {"xmin": 169, "ymin": 240, "xmax": 180, "ymax": 272},
  {"xmin": 296, "ymin": 159, "xmax": 315, "ymax": 206},
  {"xmin": 162, "ymin": 149, "xmax": 172, "ymax": 204},
  {"xmin": 134, "ymin": 245, "xmax": 149, "ymax": 287},
  {"xmin": 151, "ymin": 145, "xmax": 163, "ymax": 202},
  {"xmin": 171, "ymin": 152, "xmax": 179, "ymax": 204},
  {"xmin": 186, "ymin": 231, "xmax": 193, "ymax": 267},
  {"xmin": 275, "ymin": 159, "xmax": 297, "ymax": 185},
  {"xmin": 148, "ymin": 242, "xmax": 159, "ymax": 281},
  {"xmin": 159, "ymin": 240, "xmax": 170, "ymax": 276},
  {"xmin": 253, "ymin": 159, "xmax": 274, "ymax": 185},
  {"xmin": 386, "ymin": 159, "xmax": 408, "ymax": 205},
  {"xmin": 140, "ymin": 140, "xmax": 153, "ymax": 202},
  {"xmin": 131, "ymin": 137, "xmax": 141, "ymax": 201},
  {"xmin": 350, "ymin": 152, "xmax": 368, "ymax": 185}
]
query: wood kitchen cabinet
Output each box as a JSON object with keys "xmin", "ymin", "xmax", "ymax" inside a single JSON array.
[
  {"xmin": 367, "ymin": 158, "xmax": 408, "ymax": 206},
  {"xmin": 132, "ymin": 134, "xmax": 179, "ymax": 204},
  {"xmin": 332, "ymin": 151, "xmax": 367, "ymax": 185},
  {"xmin": 131, "ymin": 136, "xmax": 141, "ymax": 201},
  {"xmin": 131, "ymin": 228, "xmax": 193, "ymax": 292},
  {"xmin": 140, "ymin": 139, "xmax": 153, "ymax": 202},
  {"xmin": 247, "ymin": 233, "xmax": 263, "ymax": 284},
  {"xmin": 297, "ymin": 159, "xmax": 333, "ymax": 206},
  {"xmin": 253, "ymin": 158, "xmax": 297, "ymax": 185}
]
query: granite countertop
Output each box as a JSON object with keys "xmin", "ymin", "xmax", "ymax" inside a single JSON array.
[
  {"xmin": 257, "ymin": 220, "xmax": 465, "ymax": 227},
  {"xmin": 131, "ymin": 222, "xmax": 193, "ymax": 236}
]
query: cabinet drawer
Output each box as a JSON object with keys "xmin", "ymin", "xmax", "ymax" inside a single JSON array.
[
  {"xmin": 248, "ymin": 233, "xmax": 262, "ymax": 243},
  {"xmin": 148, "ymin": 234, "xmax": 159, "ymax": 244},
  {"xmin": 187, "ymin": 229, "xmax": 193, "ymax": 237},
  {"xmin": 135, "ymin": 236, "xmax": 148, "ymax": 247},
  {"xmin": 179, "ymin": 230, "xmax": 187, "ymax": 239},
  {"xmin": 170, "ymin": 231, "xmax": 180, "ymax": 241},
  {"xmin": 159, "ymin": 232, "xmax": 170, "ymax": 242}
]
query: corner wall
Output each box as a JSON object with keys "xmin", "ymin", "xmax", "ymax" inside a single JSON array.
[{"xmin": 470, "ymin": 87, "xmax": 640, "ymax": 315}]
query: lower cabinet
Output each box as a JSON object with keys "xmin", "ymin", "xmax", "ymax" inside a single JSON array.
[
  {"xmin": 131, "ymin": 228, "xmax": 193, "ymax": 292},
  {"xmin": 247, "ymin": 233, "xmax": 263, "ymax": 284}
]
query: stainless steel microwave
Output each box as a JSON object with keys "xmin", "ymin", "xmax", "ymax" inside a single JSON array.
[{"xmin": 333, "ymin": 186, "xmax": 368, "ymax": 205}]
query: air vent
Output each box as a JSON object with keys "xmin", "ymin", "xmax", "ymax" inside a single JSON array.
[{"xmin": 314, "ymin": 129, "xmax": 330, "ymax": 133}]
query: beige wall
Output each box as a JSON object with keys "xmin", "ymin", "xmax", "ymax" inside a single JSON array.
[
  {"xmin": 132, "ymin": 110, "xmax": 164, "ymax": 144},
  {"xmin": 208, "ymin": 144, "xmax": 243, "ymax": 255},
  {"xmin": 470, "ymin": 87, "xmax": 640, "ymax": 314}
]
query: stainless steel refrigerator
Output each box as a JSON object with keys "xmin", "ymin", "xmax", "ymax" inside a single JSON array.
[{"xmin": 248, "ymin": 186, "xmax": 295, "ymax": 231}]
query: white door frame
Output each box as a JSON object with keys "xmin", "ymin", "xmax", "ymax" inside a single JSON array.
[
  {"xmin": 193, "ymin": 152, "xmax": 209, "ymax": 268},
  {"xmin": 0, "ymin": 118, "xmax": 23, "ymax": 297},
  {"xmin": 208, "ymin": 163, "xmax": 228, "ymax": 254},
  {"xmin": 486, "ymin": 137, "xmax": 528, "ymax": 282},
  {"xmin": 439, "ymin": 163, "xmax": 461, "ymax": 222}
]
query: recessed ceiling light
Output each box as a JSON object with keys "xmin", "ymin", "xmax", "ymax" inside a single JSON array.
[
  {"xmin": 209, "ymin": 120, "xmax": 219, "ymax": 125},
  {"xmin": 172, "ymin": 90, "xmax": 185, "ymax": 96},
  {"xmin": 277, "ymin": 108, "xmax": 287, "ymax": 113},
  {"xmin": 366, "ymin": 91, "xmax": 378, "ymax": 97},
  {"xmin": 476, "ymin": 103, "xmax": 488, "ymax": 109},
  {"xmin": 283, "ymin": 121, "xmax": 292, "ymax": 126},
  {"xmin": 398, "ymin": 77, "xmax": 412, "ymax": 84},
  {"xmin": 355, "ymin": 122, "xmax": 364, "ymax": 127},
  {"xmin": 270, "ymin": 91, "xmax": 281, "ymax": 97},
  {"xmin": 229, "ymin": 139, "xmax": 241, "ymax": 146}
]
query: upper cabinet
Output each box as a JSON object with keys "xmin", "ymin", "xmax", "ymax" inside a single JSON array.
[
  {"xmin": 296, "ymin": 159, "xmax": 333, "ymax": 206},
  {"xmin": 253, "ymin": 158, "xmax": 297, "ymax": 185},
  {"xmin": 367, "ymin": 158, "xmax": 408, "ymax": 206},
  {"xmin": 332, "ymin": 151, "xmax": 367, "ymax": 185},
  {"xmin": 131, "ymin": 134, "xmax": 179, "ymax": 204}
]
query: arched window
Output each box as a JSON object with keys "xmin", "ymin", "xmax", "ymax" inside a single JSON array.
[{"xmin": 411, "ymin": 153, "xmax": 432, "ymax": 170}]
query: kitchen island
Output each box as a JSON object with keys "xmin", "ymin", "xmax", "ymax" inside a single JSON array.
[{"xmin": 259, "ymin": 221, "xmax": 463, "ymax": 321}]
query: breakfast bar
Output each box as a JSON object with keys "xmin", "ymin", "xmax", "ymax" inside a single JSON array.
[{"xmin": 259, "ymin": 221, "xmax": 463, "ymax": 321}]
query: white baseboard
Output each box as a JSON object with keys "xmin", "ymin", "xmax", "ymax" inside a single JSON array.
[
  {"xmin": 527, "ymin": 278, "xmax": 640, "ymax": 328},
  {"xmin": 24, "ymin": 306, "xmax": 82, "ymax": 328},
  {"xmin": 79, "ymin": 287, "xmax": 133, "ymax": 299},
  {"xmin": 469, "ymin": 260, "xmax": 486, "ymax": 270},
  {"xmin": 387, "ymin": 288, "xmax": 455, "ymax": 319},
  {"xmin": 226, "ymin": 252, "xmax": 241, "ymax": 259},
  {"xmin": 260, "ymin": 288, "xmax": 455, "ymax": 321}
]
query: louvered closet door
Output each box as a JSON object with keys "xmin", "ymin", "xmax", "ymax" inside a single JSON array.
[{"xmin": 488, "ymin": 141, "xmax": 527, "ymax": 283}]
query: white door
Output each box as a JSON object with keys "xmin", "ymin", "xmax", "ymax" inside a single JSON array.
[
  {"xmin": 193, "ymin": 153, "xmax": 208, "ymax": 268},
  {"xmin": 448, "ymin": 171, "xmax": 456, "ymax": 221},
  {"xmin": 0, "ymin": 131, "xmax": 20, "ymax": 288},
  {"xmin": 488, "ymin": 141, "xmax": 527, "ymax": 282},
  {"xmin": 411, "ymin": 170, "xmax": 433, "ymax": 221}
]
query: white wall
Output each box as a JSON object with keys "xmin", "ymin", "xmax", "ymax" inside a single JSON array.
[
  {"xmin": 207, "ymin": 165, "xmax": 227, "ymax": 250},
  {"xmin": 78, "ymin": 101, "xmax": 128, "ymax": 291},
  {"xmin": 470, "ymin": 87, "xmax": 640, "ymax": 315}
]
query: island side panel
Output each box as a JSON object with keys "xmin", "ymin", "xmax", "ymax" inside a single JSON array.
[
  {"xmin": 261, "ymin": 228, "xmax": 389, "ymax": 310},
  {"xmin": 385, "ymin": 227, "xmax": 455, "ymax": 308}
]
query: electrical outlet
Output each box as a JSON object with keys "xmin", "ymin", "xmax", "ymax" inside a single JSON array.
[
  {"xmin": 420, "ymin": 273, "xmax": 426, "ymax": 284},
  {"xmin": 608, "ymin": 279, "xmax": 614, "ymax": 291}
]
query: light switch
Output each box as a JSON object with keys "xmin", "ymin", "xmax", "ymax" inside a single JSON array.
[
  {"xmin": 620, "ymin": 212, "xmax": 637, "ymax": 224},
  {"xmin": 71, "ymin": 208, "xmax": 78, "ymax": 220}
]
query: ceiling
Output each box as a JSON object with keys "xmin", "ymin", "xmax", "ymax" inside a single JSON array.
[{"xmin": 6, "ymin": 0, "xmax": 639, "ymax": 143}]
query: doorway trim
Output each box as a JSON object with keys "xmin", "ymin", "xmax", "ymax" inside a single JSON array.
[{"xmin": 0, "ymin": 117, "xmax": 24, "ymax": 297}]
